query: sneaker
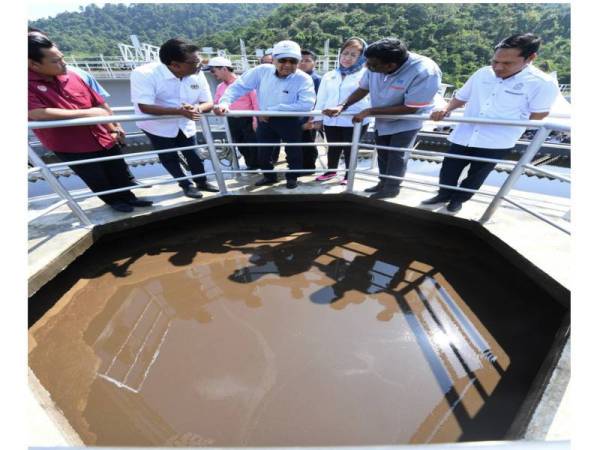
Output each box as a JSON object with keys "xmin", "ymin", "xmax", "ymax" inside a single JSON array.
[
  {"xmin": 421, "ymin": 194, "xmax": 451, "ymax": 205},
  {"xmin": 196, "ymin": 182, "xmax": 220, "ymax": 192},
  {"xmin": 182, "ymin": 186, "xmax": 204, "ymax": 199},
  {"xmin": 364, "ymin": 182, "xmax": 384, "ymax": 193},
  {"xmin": 340, "ymin": 179, "xmax": 348, "ymax": 185},
  {"xmin": 286, "ymin": 179, "xmax": 298, "ymax": 189},
  {"xmin": 316, "ymin": 172, "xmax": 336, "ymax": 181},
  {"xmin": 127, "ymin": 198, "xmax": 154, "ymax": 207},
  {"xmin": 255, "ymin": 177, "xmax": 277, "ymax": 187},
  {"xmin": 446, "ymin": 199, "xmax": 463, "ymax": 213},
  {"xmin": 370, "ymin": 189, "xmax": 399, "ymax": 200},
  {"xmin": 110, "ymin": 201, "xmax": 134, "ymax": 213}
]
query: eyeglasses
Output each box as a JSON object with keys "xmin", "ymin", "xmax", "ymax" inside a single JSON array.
[{"xmin": 276, "ymin": 58, "xmax": 298, "ymax": 65}]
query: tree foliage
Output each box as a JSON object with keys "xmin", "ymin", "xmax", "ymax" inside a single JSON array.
[{"xmin": 29, "ymin": 2, "xmax": 571, "ymax": 86}]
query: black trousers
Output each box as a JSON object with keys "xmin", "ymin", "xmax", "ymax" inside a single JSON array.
[
  {"xmin": 53, "ymin": 145, "xmax": 137, "ymax": 205},
  {"xmin": 300, "ymin": 129, "xmax": 318, "ymax": 171},
  {"xmin": 227, "ymin": 117, "xmax": 258, "ymax": 169},
  {"xmin": 256, "ymin": 117, "xmax": 303, "ymax": 181},
  {"xmin": 375, "ymin": 129, "xmax": 419, "ymax": 190},
  {"xmin": 323, "ymin": 125, "xmax": 368, "ymax": 179},
  {"xmin": 438, "ymin": 143, "xmax": 511, "ymax": 202},
  {"xmin": 144, "ymin": 130, "xmax": 206, "ymax": 188}
]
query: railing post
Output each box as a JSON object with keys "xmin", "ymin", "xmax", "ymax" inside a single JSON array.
[
  {"xmin": 221, "ymin": 116, "xmax": 241, "ymax": 177},
  {"xmin": 28, "ymin": 146, "xmax": 93, "ymax": 227},
  {"xmin": 479, "ymin": 126, "xmax": 552, "ymax": 224},
  {"xmin": 198, "ymin": 115, "xmax": 228, "ymax": 195},
  {"xmin": 345, "ymin": 121, "xmax": 363, "ymax": 193}
]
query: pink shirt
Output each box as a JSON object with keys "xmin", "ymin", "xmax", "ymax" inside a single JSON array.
[{"xmin": 214, "ymin": 78, "xmax": 258, "ymax": 111}]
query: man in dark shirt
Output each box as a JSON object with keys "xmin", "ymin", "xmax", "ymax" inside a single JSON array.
[
  {"xmin": 298, "ymin": 49, "xmax": 322, "ymax": 173},
  {"xmin": 28, "ymin": 34, "xmax": 152, "ymax": 213}
]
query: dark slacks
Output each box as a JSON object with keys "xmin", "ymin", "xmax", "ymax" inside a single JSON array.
[
  {"xmin": 438, "ymin": 143, "xmax": 511, "ymax": 202},
  {"xmin": 255, "ymin": 117, "xmax": 303, "ymax": 181},
  {"xmin": 323, "ymin": 125, "xmax": 368, "ymax": 179},
  {"xmin": 144, "ymin": 130, "xmax": 206, "ymax": 188},
  {"xmin": 300, "ymin": 129, "xmax": 318, "ymax": 171},
  {"xmin": 54, "ymin": 145, "xmax": 136, "ymax": 205},
  {"xmin": 375, "ymin": 129, "xmax": 419, "ymax": 190},
  {"xmin": 227, "ymin": 117, "xmax": 258, "ymax": 169}
]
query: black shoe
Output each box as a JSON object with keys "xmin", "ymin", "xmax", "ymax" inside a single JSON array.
[
  {"xmin": 196, "ymin": 182, "xmax": 219, "ymax": 192},
  {"xmin": 286, "ymin": 179, "xmax": 298, "ymax": 189},
  {"xmin": 446, "ymin": 200, "xmax": 463, "ymax": 213},
  {"xmin": 421, "ymin": 194, "xmax": 451, "ymax": 205},
  {"xmin": 364, "ymin": 182, "xmax": 384, "ymax": 193},
  {"xmin": 370, "ymin": 189, "xmax": 399, "ymax": 200},
  {"xmin": 255, "ymin": 177, "xmax": 277, "ymax": 187},
  {"xmin": 110, "ymin": 201, "xmax": 134, "ymax": 213},
  {"xmin": 127, "ymin": 198, "xmax": 154, "ymax": 207},
  {"xmin": 182, "ymin": 186, "xmax": 204, "ymax": 199}
]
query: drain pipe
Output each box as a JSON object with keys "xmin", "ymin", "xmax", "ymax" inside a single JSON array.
[{"xmin": 480, "ymin": 126, "xmax": 552, "ymax": 224}]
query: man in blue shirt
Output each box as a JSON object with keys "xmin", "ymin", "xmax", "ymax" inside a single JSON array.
[
  {"xmin": 214, "ymin": 40, "xmax": 316, "ymax": 189},
  {"xmin": 324, "ymin": 38, "xmax": 441, "ymax": 199}
]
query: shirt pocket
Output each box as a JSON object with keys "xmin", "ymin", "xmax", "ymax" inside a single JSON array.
[
  {"xmin": 497, "ymin": 90, "xmax": 526, "ymax": 112},
  {"xmin": 66, "ymin": 91, "xmax": 92, "ymax": 108}
]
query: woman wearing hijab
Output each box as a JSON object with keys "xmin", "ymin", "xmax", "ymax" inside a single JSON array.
[{"xmin": 312, "ymin": 37, "xmax": 371, "ymax": 184}]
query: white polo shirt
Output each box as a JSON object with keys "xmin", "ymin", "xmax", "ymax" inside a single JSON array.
[
  {"xmin": 449, "ymin": 64, "xmax": 559, "ymax": 149},
  {"xmin": 131, "ymin": 62, "xmax": 212, "ymax": 138}
]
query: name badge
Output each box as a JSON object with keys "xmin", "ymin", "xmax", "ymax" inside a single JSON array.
[
  {"xmin": 190, "ymin": 84, "xmax": 199, "ymax": 89},
  {"xmin": 504, "ymin": 90, "xmax": 524, "ymax": 96},
  {"xmin": 37, "ymin": 85, "xmax": 48, "ymax": 92}
]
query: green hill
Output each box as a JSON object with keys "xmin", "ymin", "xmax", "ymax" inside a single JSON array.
[{"xmin": 29, "ymin": 3, "xmax": 571, "ymax": 86}]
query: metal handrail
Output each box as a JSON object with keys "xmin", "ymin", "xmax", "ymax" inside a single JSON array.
[{"xmin": 28, "ymin": 110, "xmax": 570, "ymax": 234}]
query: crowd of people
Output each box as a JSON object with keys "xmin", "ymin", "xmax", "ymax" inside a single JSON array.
[{"xmin": 28, "ymin": 29, "xmax": 560, "ymax": 213}]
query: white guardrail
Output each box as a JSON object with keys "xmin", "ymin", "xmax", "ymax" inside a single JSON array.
[{"xmin": 28, "ymin": 111, "xmax": 571, "ymax": 234}]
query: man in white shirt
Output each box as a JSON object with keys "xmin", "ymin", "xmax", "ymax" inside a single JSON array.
[
  {"xmin": 424, "ymin": 33, "xmax": 559, "ymax": 212},
  {"xmin": 131, "ymin": 38, "xmax": 217, "ymax": 199}
]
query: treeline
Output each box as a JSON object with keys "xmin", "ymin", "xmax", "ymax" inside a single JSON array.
[{"xmin": 29, "ymin": 3, "xmax": 571, "ymax": 86}]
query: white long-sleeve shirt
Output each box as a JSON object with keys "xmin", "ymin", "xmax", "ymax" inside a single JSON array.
[{"xmin": 314, "ymin": 68, "xmax": 371, "ymax": 127}]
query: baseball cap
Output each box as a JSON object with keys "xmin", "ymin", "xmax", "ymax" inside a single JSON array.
[{"xmin": 272, "ymin": 40, "xmax": 301, "ymax": 61}]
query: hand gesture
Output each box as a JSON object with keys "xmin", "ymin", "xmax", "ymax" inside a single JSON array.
[
  {"xmin": 212, "ymin": 104, "xmax": 229, "ymax": 116},
  {"xmin": 430, "ymin": 109, "xmax": 450, "ymax": 121},
  {"xmin": 352, "ymin": 108, "xmax": 371, "ymax": 123},
  {"xmin": 322, "ymin": 105, "xmax": 344, "ymax": 117}
]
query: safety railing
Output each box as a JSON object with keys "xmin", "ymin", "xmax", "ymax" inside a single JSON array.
[{"xmin": 28, "ymin": 111, "xmax": 570, "ymax": 235}]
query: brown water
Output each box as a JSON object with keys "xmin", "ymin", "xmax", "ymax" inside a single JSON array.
[{"xmin": 29, "ymin": 205, "xmax": 567, "ymax": 446}]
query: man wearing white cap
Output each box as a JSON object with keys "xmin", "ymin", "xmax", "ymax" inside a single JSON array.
[
  {"xmin": 214, "ymin": 40, "xmax": 316, "ymax": 189},
  {"xmin": 206, "ymin": 56, "xmax": 260, "ymax": 170}
]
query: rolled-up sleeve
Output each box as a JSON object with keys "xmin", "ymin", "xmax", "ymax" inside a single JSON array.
[
  {"xmin": 266, "ymin": 76, "xmax": 316, "ymax": 112},
  {"xmin": 404, "ymin": 69, "xmax": 441, "ymax": 108},
  {"xmin": 358, "ymin": 70, "xmax": 370, "ymax": 90},
  {"xmin": 196, "ymin": 72, "xmax": 213, "ymax": 103},
  {"xmin": 528, "ymin": 78, "xmax": 560, "ymax": 113},
  {"xmin": 220, "ymin": 67, "xmax": 260, "ymax": 108},
  {"xmin": 130, "ymin": 70, "xmax": 156, "ymax": 105}
]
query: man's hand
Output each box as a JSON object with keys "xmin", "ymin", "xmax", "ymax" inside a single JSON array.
[
  {"xmin": 258, "ymin": 116, "xmax": 269, "ymax": 123},
  {"xmin": 322, "ymin": 105, "xmax": 344, "ymax": 117},
  {"xmin": 301, "ymin": 121, "xmax": 313, "ymax": 131},
  {"xmin": 179, "ymin": 103, "xmax": 202, "ymax": 120},
  {"xmin": 311, "ymin": 120, "xmax": 323, "ymax": 130},
  {"xmin": 112, "ymin": 125, "xmax": 127, "ymax": 145},
  {"xmin": 430, "ymin": 109, "xmax": 450, "ymax": 121},
  {"xmin": 213, "ymin": 104, "xmax": 229, "ymax": 116},
  {"xmin": 352, "ymin": 108, "xmax": 372, "ymax": 123}
]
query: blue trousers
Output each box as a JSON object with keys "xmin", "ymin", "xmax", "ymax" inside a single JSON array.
[
  {"xmin": 437, "ymin": 143, "xmax": 510, "ymax": 202},
  {"xmin": 256, "ymin": 117, "xmax": 303, "ymax": 181},
  {"xmin": 144, "ymin": 130, "xmax": 206, "ymax": 188},
  {"xmin": 375, "ymin": 129, "xmax": 419, "ymax": 189}
]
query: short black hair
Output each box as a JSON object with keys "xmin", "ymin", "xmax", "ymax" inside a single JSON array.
[
  {"xmin": 365, "ymin": 38, "xmax": 408, "ymax": 65},
  {"xmin": 301, "ymin": 49, "xmax": 317, "ymax": 61},
  {"xmin": 29, "ymin": 33, "xmax": 54, "ymax": 63},
  {"xmin": 494, "ymin": 33, "xmax": 541, "ymax": 59},
  {"xmin": 159, "ymin": 38, "xmax": 199, "ymax": 65}
]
